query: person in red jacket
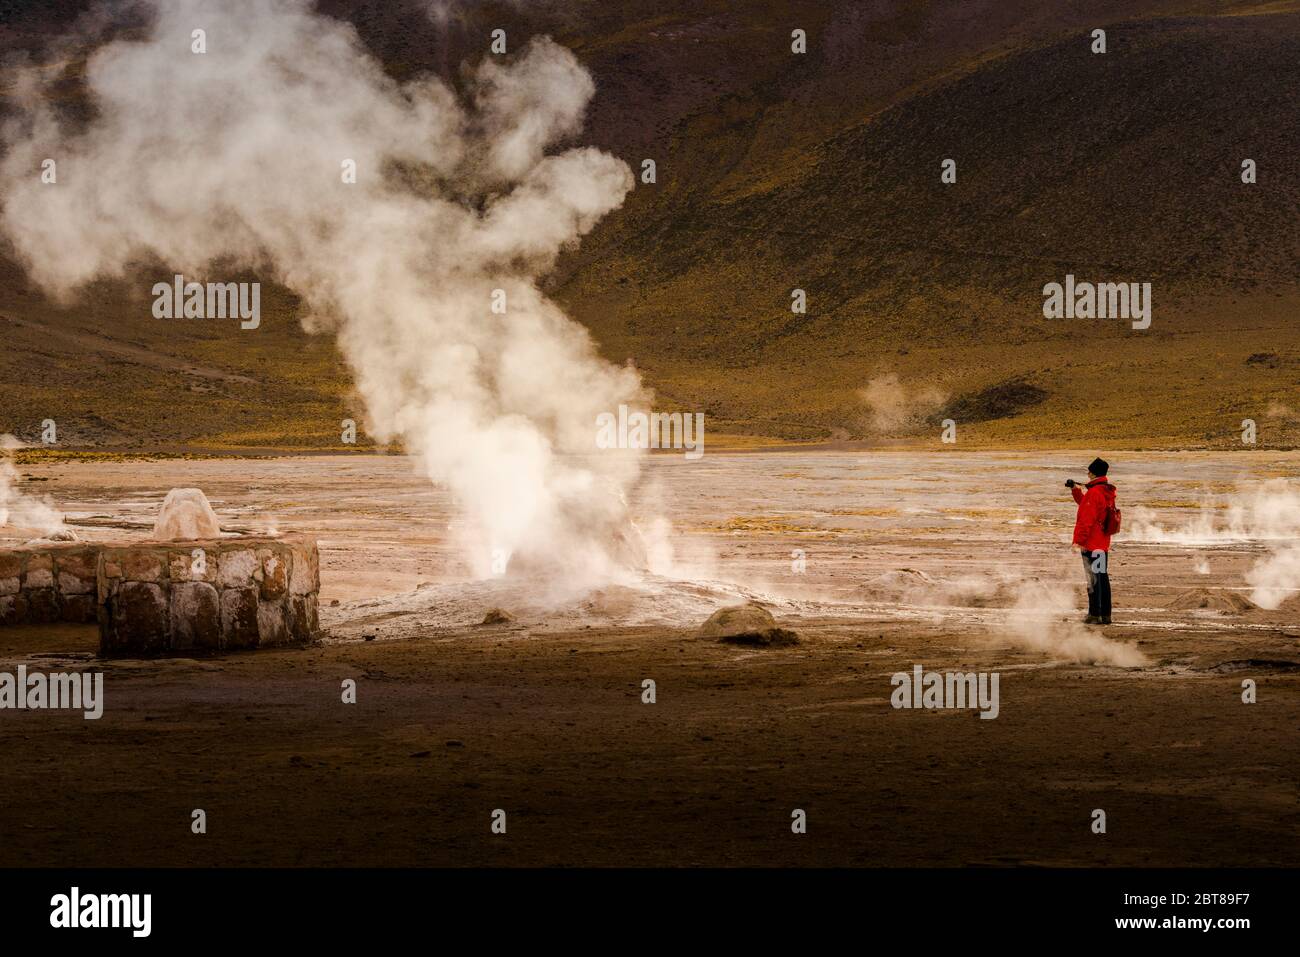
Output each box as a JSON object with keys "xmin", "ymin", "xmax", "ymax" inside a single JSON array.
[{"xmin": 1069, "ymin": 457, "xmax": 1115, "ymax": 625}]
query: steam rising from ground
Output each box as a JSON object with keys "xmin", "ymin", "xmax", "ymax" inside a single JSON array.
[
  {"xmin": 997, "ymin": 578, "xmax": 1147, "ymax": 667},
  {"xmin": 0, "ymin": 435, "xmax": 67, "ymax": 536},
  {"xmin": 1243, "ymin": 546, "xmax": 1300, "ymax": 610},
  {"xmin": 0, "ymin": 0, "xmax": 640, "ymax": 588},
  {"xmin": 858, "ymin": 374, "xmax": 946, "ymax": 434},
  {"xmin": 426, "ymin": 0, "xmax": 531, "ymax": 26},
  {"xmin": 1127, "ymin": 479, "xmax": 1300, "ymax": 544},
  {"xmin": 864, "ymin": 563, "xmax": 1148, "ymax": 666},
  {"xmin": 1126, "ymin": 479, "xmax": 1300, "ymax": 608}
]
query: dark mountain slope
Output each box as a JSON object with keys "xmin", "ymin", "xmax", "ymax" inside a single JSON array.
[
  {"xmin": 564, "ymin": 13, "xmax": 1300, "ymax": 360},
  {"xmin": 1, "ymin": 1, "xmax": 1297, "ymax": 447}
]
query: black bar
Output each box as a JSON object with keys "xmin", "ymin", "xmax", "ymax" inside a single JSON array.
[{"xmin": 0, "ymin": 868, "xmax": 1291, "ymax": 943}]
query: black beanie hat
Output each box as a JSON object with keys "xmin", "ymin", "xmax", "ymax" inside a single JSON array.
[{"xmin": 1088, "ymin": 457, "xmax": 1109, "ymax": 476}]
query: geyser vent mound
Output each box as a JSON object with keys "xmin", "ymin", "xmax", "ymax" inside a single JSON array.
[{"xmin": 1166, "ymin": 588, "xmax": 1257, "ymax": 614}]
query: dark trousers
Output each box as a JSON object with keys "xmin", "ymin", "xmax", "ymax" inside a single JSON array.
[{"xmin": 1081, "ymin": 549, "xmax": 1112, "ymax": 618}]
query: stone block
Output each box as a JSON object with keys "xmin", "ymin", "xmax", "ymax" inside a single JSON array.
[
  {"xmin": 54, "ymin": 547, "xmax": 98, "ymax": 582},
  {"xmin": 289, "ymin": 594, "xmax": 320, "ymax": 642},
  {"xmin": 0, "ymin": 552, "xmax": 22, "ymax": 580},
  {"xmin": 218, "ymin": 549, "xmax": 258, "ymax": 588},
  {"xmin": 118, "ymin": 548, "xmax": 165, "ymax": 583},
  {"xmin": 106, "ymin": 582, "xmax": 169, "ymax": 655},
  {"xmin": 3, "ymin": 535, "xmax": 322, "ymax": 654},
  {"xmin": 289, "ymin": 540, "xmax": 320, "ymax": 596},
  {"xmin": 168, "ymin": 546, "xmax": 219, "ymax": 584},
  {"xmin": 256, "ymin": 598, "xmax": 290, "ymax": 647},
  {"xmin": 221, "ymin": 586, "xmax": 261, "ymax": 650},
  {"xmin": 25, "ymin": 588, "xmax": 60, "ymax": 624},
  {"xmin": 170, "ymin": 581, "xmax": 222, "ymax": 651},
  {"xmin": 24, "ymin": 554, "xmax": 54, "ymax": 589},
  {"xmin": 60, "ymin": 593, "xmax": 97, "ymax": 624},
  {"xmin": 0, "ymin": 595, "xmax": 26, "ymax": 626},
  {"xmin": 58, "ymin": 571, "xmax": 93, "ymax": 595},
  {"xmin": 259, "ymin": 549, "xmax": 287, "ymax": 600}
]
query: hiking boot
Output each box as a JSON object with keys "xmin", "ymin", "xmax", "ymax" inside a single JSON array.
[
  {"xmin": 1100, "ymin": 616, "xmax": 1112, "ymax": 625},
  {"xmin": 1083, "ymin": 615, "xmax": 1101, "ymax": 624}
]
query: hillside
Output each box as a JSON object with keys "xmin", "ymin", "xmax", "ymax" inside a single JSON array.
[{"xmin": 2, "ymin": 0, "xmax": 1298, "ymax": 449}]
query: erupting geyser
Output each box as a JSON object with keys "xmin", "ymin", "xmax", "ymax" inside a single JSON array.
[{"xmin": 0, "ymin": 0, "xmax": 647, "ymax": 590}]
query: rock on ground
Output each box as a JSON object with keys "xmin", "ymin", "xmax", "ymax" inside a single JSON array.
[{"xmin": 699, "ymin": 602, "xmax": 799, "ymax": 646}]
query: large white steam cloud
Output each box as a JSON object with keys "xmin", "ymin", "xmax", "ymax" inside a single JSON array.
[{"xmin": 0, "ymin": 0, "xmax": 643, "ymax": 587}]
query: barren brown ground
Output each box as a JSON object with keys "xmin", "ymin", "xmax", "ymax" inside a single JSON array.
[{"xmin": 0, "ymin": 451, "xmax": 1297, "ymax": 866}]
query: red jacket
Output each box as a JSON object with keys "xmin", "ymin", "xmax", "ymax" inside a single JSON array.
[{"xmin": 1072, "ymin": 477, "xmax": 1115, "ymax": 552}]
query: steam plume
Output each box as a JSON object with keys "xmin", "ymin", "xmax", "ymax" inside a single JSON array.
[
  {"xmin": 862, "ymin": 564, "xmax": 1148, "ymax": 666},
  {"xmin": 1126, "ymin": 479, "xmax": 1300, "ymax": 544},
  {"xmin": 1244, "ymin": 546, "xmax": 1300, "ymax": 610},
  {"xmin": 0, "ymin": 0, "xmax": 641, "ymax": 586},
  {"xmin": 1125, "ymin": 479, "xmax": 1300, "ymax": 609},
  {"xmin": 998, "ymin": 578, "xmax": 1148, "ymax": 668},
  {"xmin": 0, "ymin": 435, "xmax": 67, "ymax": 536},
  {"xmin": 858, "ymin": 374, "xmax": 946, "ymax": 434}
]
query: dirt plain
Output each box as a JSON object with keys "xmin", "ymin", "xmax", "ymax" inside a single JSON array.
[{"xmin": 0, "ymin": 449, "xmax": 1297, "ymax": 867}]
